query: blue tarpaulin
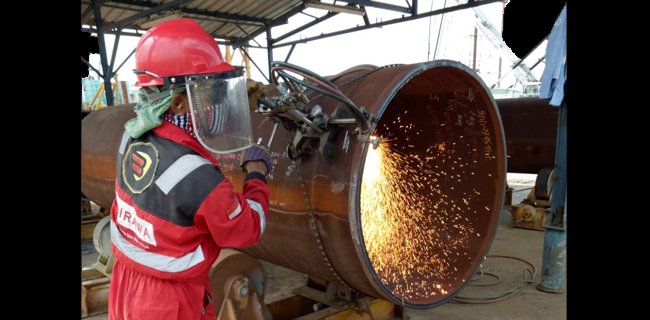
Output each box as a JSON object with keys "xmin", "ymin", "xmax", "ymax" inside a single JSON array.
[{"xmin": 539, "ymin": 4, "xmax": 567, "ymax": 107}]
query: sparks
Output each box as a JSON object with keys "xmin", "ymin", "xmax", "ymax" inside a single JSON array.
[
  {"xmin": 360, "ymin": 138, "xmax": 479, "ymax": 301},
  {"xmin": 359, "ymin": 99, "xmax": 499, "ymax": 303}
]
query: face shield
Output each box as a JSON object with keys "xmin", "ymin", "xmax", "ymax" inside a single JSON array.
[{"xmin": 185, "ymin": 67, "xmax": 254, "ymax": 154}]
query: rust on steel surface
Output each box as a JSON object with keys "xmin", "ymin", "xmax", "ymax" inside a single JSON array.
[
  {"xmin": 496, "ymin": 97, "xmax": 558, "ymax": 174},
  {"xmin": 81, "ymin": 103, "xmax": 136, "ymax": 210},
  {"xmin": 79, "ymin": 60, "xmax": 556, "ymax": 308}
]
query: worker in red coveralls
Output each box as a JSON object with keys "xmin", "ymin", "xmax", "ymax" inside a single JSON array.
[{"xmin": 108, "ymin": 18, "xmax": 272, "ymax": 320}]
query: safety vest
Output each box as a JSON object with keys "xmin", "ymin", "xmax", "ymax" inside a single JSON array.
[{"xmin": 110, "ymin": 122, "xmax": 267, "ymax": 280}]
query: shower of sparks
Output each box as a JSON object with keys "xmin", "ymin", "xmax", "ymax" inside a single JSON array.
[{"xmin": 361, "ymin": 130, "xmax": 487, "ymax": 302}]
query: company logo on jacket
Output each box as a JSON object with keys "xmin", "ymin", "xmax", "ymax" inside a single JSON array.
[
  {"xmin": 123, "ymin": 142, "xmax": 159, "ymax": 194},
  {"xmin": 115, "ymin": 196, "xmax": 157, "ymax": 247}
]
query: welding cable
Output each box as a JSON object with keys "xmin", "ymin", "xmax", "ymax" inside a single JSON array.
[
  {"xmin": 271, "ymin": 61, "xmax": 341, "ymax": 92},
  {"xmin": 272, "ymin": 69, "xmax": 355, "ymax": 109},
  {"xmin": 468, "ymin": 271, "xmax": 502, "ymax": 287},
  {"xmin": 468, "ymin": 266, "xmax": 487, "ymax": 283},
  {"xmin": 270, "ymin": 62, "xmax": 370, "ymax": 104},
  {"xmin": 277, "ymin": 70, "xmax": 357, "ymax": 111},
  {"xmin": 270, "ymin": 66, "xmax": 348, "ymax": 102},
  {"xmin": 269, "ymin": 66, "xmax": 354, "ymax": 109},
  {"xmin": 269, "ymin": 68, "xmax": 369, "ymax": 132},
  {"xmin": 273, "ymin": 69, "xmax": 371, "ymax": 133},
  {"xmin": 451, "ymin": 255, "xmax": 537, "ymax": 304},
  {"xmin": 282, "ymin": 71, "xmax": 370, "ymax": 133},
  {"xmin": 272, "ymin": 66, "xmax": 364, "ymax": 122},
  {"xmin": 270, "ymin": 62, "xmax": 372, "ymax": 133},
  {"xmin": 271, "ymin": 61, "xmax": 339, "ymax": 90}
]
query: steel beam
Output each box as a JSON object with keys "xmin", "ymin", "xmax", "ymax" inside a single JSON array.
[
  {"xmin": 81, "ymin": 26, "xmax": 265, "ymax": 49},
  {"xmin": 271, "ymin": 11, "xmax": 339, "ymax": 45},
  {"xmin": 209, "ymin": 23, "xmax": 229, "ymax": 37},
  {"xmin": 109, "ymin": 0, "xmax": 269, "ymax": 24},
  {"xmin": 285, "ymin": 44, "xmax": 297, "ymax": 62},
  {"xmin": 113, "ymin": 48, "xmax": 136, "ymax": 76},
  {"xmin": 336, "ymin": 0, "xmax": 412, "ymax": 13},
  {"xmin": 108, "ymin": 31, "xmax": 121, "ymax": 77},
  {"xmin": 81, "ymin": 56, "xmax": 103, "ymax": 79},
  {"xmin": 272, "ymin": 0, "xmax": 503, "ymax": 48},
  {"xmin": 234, "ymin": 23, "xmax": 262, "ymax": 47},
  {"xmin": 102, "ymin": 0, "xmax": 193, "ymax": 31},
  {"xmin": 240, "ymin": 4, "xmax": 306, "ymax": 43},
  {"xmin": 91, "ymin": 0, "xmax": 114, "ymax": 106},
  {"xmin": 266, "ymin": 28, "xmax": 274, "ymax": 83},
  {"xmin": 361, "ymin": 5, "xmax": 370, "ymax": 25},
  {"xmin": 237, "ymin": 45, "xmax": 271, "ymax": 84},
  {"xmin": 83, "ymin": 1, "xmax": 263, "ymax": 29},
  {"xmin": 82, "ymin": 27, "xmax": 143, "ymax": 37}
]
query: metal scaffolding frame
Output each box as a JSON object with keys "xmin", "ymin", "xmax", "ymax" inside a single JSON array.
[{"xmin": 81, "ymin": 0, "xmax": 503, "ymax": 106}]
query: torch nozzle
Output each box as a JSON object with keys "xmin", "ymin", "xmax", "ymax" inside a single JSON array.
[{"xmin": 370, "ymin": 136, "xmax": 381, "ymax": 149}]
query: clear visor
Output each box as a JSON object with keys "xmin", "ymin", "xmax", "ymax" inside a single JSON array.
[{"xmin": 185, "ymin": 68, "xmax": 253, "ymax": 154}]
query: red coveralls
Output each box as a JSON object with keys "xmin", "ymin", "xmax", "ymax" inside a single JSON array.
[{"xmin": 108, "ymin": 121, "xmax": 269, "ymax": 320}]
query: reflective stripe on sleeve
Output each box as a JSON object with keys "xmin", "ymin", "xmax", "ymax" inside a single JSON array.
[
  {"xmin": 228, "ymin": 202, "xmax": 242, "ymax": 220},
  {"xmin": 119, "ymin": 130, "xmax": 131, "ymax": 155},
  {"xmin": 246, "ymin": 199, "xmax": 266, "ymax": 235},
  {"xmin": 110, "ymin": 221, "xmax": 205, "ymax": 273},
  {"xmin": 156, "ymin": 154, "xmax": 211, "ymax": 195}
]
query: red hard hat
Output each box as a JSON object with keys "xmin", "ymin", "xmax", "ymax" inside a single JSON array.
[{"xmin": 134, "ymin": 18, "xmax": 235, "ymax": 87}]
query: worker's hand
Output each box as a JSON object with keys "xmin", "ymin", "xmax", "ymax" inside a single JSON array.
[
  {"xmin": 240, "ymin": 145, "xmax": 273, "ymax": 175},
  {"xmin": 247, "ymin": 80, "xmax": 266, "ymax": 111}
]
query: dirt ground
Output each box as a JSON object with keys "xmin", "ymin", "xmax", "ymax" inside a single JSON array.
[{"xmin": 82, "ymin": 173, "xmax": 566, "ymax": 320}]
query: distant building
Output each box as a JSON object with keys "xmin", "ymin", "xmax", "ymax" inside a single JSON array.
[{"xmin": 81, "ymin": 77, "xmax": 133, "ymax": 108}]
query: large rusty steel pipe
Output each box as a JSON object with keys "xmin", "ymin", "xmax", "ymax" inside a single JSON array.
[
  {"xmin": 81, "ymin": 104, "xmax": 137, "ymax": 210},
  {"xmin": 80, "ymin": 98, "xmax": 552, "ymax": 208},
  {"xmin": 496, "ymin": 97, "xmax": 558, "ymax": 174},
  {"xmin": 81, "ymin": 60, "xmax": 508, "ymax": 309},
  {"xmin": 80, "ymin": 98, "xmax": 555, "ymax": 210}
]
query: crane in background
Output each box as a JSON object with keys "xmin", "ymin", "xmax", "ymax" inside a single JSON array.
[{"xmin": 454, "ymin": 0, "xmax": 540, "ymax": 95}]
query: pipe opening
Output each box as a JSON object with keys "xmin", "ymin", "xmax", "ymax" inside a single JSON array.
[{"xmin": 358, "ymin": 64, "xmax": 505, "ymax": 308}]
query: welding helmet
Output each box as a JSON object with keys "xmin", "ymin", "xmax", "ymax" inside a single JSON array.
[{"xmin": 133, "ymin": 18, "xmax": 253, "ymax": 153}]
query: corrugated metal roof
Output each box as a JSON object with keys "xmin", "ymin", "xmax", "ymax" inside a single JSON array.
[{"xmin": 81, "ymin": 0, "xmax": 305, "ymax": 43}]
